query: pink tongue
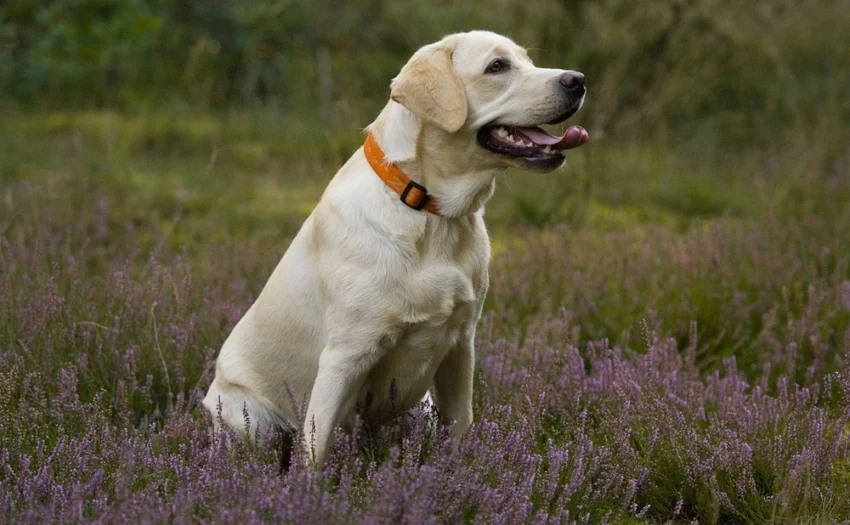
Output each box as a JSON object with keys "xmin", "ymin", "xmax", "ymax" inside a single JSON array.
[{"xmin": 515, "ymin": 125, "xmax": 589, "ymax": 150}]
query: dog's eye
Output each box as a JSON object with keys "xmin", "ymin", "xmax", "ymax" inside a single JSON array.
[{"xmin": 485, "ymin": 59, "xmax": 508, "ymax": 74}]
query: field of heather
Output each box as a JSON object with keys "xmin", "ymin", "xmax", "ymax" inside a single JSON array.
[
  {"xmin": 3, "ymin": 1, "xmax": 850, "ymax": 523},
  {"xmin": 2, "ymin": 109, "xmax": 849, "ymax": 523}
]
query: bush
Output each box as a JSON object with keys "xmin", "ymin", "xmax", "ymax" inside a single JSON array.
[{"xmin": 2, "ymin": 0, "xmax": 849, "ymax": 148}]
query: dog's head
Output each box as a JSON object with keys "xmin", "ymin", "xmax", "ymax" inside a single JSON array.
[{"xmin": 386, "ymin": 31, "xmax": 588, "ymax": 173}]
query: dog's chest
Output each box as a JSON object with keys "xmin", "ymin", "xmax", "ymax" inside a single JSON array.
[
  {"xmin": 361, "ymin": 227, "xmax": 487, "ymax": 415},
  {"xmin": 399, "ymin": 261, "xmax": 479, "ymax": 345}
]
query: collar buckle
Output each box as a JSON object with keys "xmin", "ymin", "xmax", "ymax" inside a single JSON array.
[{"xmin": 399, "ymin": 180, "xmax": 429, "ymax": 211}]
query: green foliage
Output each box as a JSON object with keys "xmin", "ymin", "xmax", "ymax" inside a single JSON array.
[{"xmin": 3, "ymin": 0, "xmax": 849, "ymax": 149}]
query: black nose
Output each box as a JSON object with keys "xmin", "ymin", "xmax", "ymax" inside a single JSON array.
[{"xmin": 559, "ymin": 71, "xmax": 586, "ymax": 93}]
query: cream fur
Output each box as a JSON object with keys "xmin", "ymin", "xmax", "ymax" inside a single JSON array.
[{"xmin": 202, "ymin": 30, "xmax": 584, "ymax": 467}]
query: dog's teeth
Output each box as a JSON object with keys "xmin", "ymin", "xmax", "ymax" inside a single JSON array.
[
  {"xmin": 507, "ymin": 134, "xmax": 515, "ymax": 142},
  {"xmin": 522, "ymin": 140, "xmax": 531, "ymax": 148},
  {"xmin": 497, "ymin": 128, "xmax": 508, "ymax": 138},
  {"xmin": 543, "ymin": 146, "xmax": 553, "ymax": 154}
]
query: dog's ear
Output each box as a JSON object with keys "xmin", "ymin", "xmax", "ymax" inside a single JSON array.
[{"xmin": 390, "ymin": 41, "xmax": 468, "ymax": 133}]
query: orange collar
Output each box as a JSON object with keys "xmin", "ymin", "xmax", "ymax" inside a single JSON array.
[{"xmin": 363, "ymin": 133, "xmax": 440, "ymax": 215}]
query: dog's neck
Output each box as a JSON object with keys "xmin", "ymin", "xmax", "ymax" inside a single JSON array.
[{"xmin": 367, "ymin": 101, "xmax": 499, "ymax": 219}]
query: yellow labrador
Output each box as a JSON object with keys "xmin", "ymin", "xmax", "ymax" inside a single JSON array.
[{"xmin": 203, "ymin": 30, "xmax": 588, "ymax": 467}]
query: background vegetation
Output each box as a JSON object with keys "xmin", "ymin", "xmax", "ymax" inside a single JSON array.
[{"xmin": 2, "ymin": 0, "xmax": 850, "ymax": 523}]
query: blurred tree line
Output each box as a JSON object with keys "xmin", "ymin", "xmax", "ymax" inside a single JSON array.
[{"xmin": 1, "ymin": 0, "xmax": 848, "ymax": 145}]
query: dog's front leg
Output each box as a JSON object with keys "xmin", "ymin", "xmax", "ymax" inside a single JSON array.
[
  {"xmin": 432, "ymin": 333, "xmax": 475, "ymax": 442},
  {"xmin": 304, "ymin": 344, "xmax": 379, "ymax": 468}
]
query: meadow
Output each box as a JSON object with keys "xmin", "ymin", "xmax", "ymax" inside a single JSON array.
[{"xmin": 3, "ymin": 1, "xmax": 850, "ymax": 523}]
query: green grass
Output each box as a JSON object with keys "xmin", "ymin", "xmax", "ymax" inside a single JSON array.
[{"xmin": 0, "ymin": 109, "xmax": 791, "ymax": 240}]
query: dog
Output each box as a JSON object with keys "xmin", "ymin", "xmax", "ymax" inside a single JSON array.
[{"xmin": 202, "ymin": 30, "xmax": 588, "ymax": 468}]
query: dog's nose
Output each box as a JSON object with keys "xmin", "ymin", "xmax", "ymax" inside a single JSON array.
[{"xmin": 559, "ymin": 71, "xmax": 586, "ymax": 93}]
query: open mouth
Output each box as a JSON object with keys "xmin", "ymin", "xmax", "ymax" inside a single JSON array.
[{"xmin": 476, "ymin": 123, "xmax": 589, "ymax": 170}]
